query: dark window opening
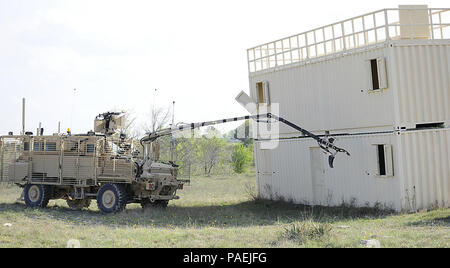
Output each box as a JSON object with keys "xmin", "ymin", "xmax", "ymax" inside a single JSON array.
[
  {"xmin": 377, "ymin": 145, "xmax": 386, "ymax": 176},
  {"xmin": 370, "ymin": 59, "xmax": 380, "ymax": 90},
  {"xmin": 33, "ymin": 142, "xmax": 44, "ymax": 151},
  {"xmin": 33, "ymin": 142, "xmax": 39, "ymax": 151},
  {"xmin": 45, "ymin": 142, "xmax": 57, "ymax": 151},
  {"xmin": 24, "ymin": 142, "xmax": 30, "ymax": 151},
  {"xmin": 68, "ymin": 142, "xmax": 78, "ymax": 151},
  {"xmin": 416, "ymin": 122, "xmax": 444, "ymax": 129},
  {"xmin": 256, "ymin": 82, "xmax": 264, "ymax": 104},
  {"xmin": 86, "ymin": 144, "xmax": 95, "ymax": 153}
]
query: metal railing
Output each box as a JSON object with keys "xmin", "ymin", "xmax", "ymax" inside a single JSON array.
[{"xmin": 247, "ymin": 8, "xmax": 450, "ymax": 73}]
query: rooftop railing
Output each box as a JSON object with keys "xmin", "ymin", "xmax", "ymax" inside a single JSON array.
[{"xmin": 247, "ymin": 8, "xmax": 450, "ymax": 73}]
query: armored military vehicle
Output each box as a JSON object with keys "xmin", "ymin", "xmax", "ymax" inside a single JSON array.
[{"xmin": 0, "ymin": 112, "xmax": 185, "ymax": 213}]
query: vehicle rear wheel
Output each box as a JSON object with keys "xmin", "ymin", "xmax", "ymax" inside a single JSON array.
[
  {"xmin": 141, "ymin": 199, "xmax": 168, "ymax": 210},
  {"xmin": 66, "ymin": 199, "xmax": 91, "ymax": 210},
  {"xmin": 96, "ymin": 183, "xmax": 127, "ymax": 214},
  {"xmin": 24, "ymin": 184, "xmax": 52, "ymax": 208}
]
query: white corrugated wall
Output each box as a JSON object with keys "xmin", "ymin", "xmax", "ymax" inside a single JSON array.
[
  {"xmin": 397, "ymin": 128, "xmax": 450, "ymax": 211},
  {"xmin": 255, "ymin": 132, "xmax": 402, "ymax": 210},
  {"xmin": 255, "ymin": 129, "xmax": 450, "ymax": 211},
  {"xmin": 249, "ymin": 45, "xmax": 396, "ymax": 135},
  {"xmin": 249, "ymin": 40, "xmax": 450, "ymax": 134},
  {"xmin": 388, "ymin": 41, "xmax": 450, "ymax": 128}
]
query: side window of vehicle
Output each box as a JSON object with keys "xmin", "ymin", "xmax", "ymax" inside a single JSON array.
[
  {"xmin": 33, "ymin": 142, "xmax": 44, "ymax": 151},
  {"xmin": 87, "ymin": 144, "xmax": 95, "ymax": 153},
  {"xmin": 45, "ymin": 142, "xmax": 57, "ymax": 151}
]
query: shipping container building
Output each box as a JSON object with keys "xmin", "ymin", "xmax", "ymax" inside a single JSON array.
[{"xmin": 248, "ymin": 5, "xmax": 450, "ymax": 211}]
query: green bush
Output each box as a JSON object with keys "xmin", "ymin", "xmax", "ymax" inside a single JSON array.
[{"xmin": 231, "ymin": 144, "xmax": 253, "ymax": 174}]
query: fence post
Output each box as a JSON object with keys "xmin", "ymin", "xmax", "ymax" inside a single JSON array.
[
  {"xmin": 384, "ymin": 9, "xmax": 391, "ymax": 41},
  {"xmin": 341, "ymin": 22, "xmax": 347, "ymax": 51},
  {"xmin": 429, "ymin": 9, "xmax": 435, "ymax": 39}
]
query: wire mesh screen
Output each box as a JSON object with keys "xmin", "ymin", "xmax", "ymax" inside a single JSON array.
[
  {"xmin": 96, "ymin": 138, "xmax": 134, "ymax": 183},
  {"xmin": 1, "ymin": 135, "xmax": 135, "ymax": 186},
  {"xmin": 60, "ymin": 137, "xmax": 96, "ymax": 185},
  {"xmin": 0, "ymin": 137, "xmax": 27, "ymax": 184},
  {"xmin": 29, "ymin": 137, "xmax": 62, "ymax": 184}
]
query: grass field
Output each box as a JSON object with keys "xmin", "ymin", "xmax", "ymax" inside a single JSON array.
[{"xmin": 0, "ymin": 173, "xmax": 449, "ymax": 248}]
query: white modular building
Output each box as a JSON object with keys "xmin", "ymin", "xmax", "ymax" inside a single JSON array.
[{"xmin": 248, "ymin": 6, "xmax": 450, "ymax": 211}]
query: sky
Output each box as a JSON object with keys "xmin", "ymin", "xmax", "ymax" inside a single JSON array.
[{"xmin": 0, "ymin": 0, "xmax": 447, "ymax": 136}]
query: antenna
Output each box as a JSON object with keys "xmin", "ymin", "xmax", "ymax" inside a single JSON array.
[
  {"xmin": 37, "ymin": 122, "xmax": 42, "ymax": 136},
  {"xmin": 70, "ymin": 88, "xmax": 77, "ymax": 132},
  {"xmin": 171, "ymin": 100, "xmax": 175, "ymax": 129},
  {"xmin": 152, "ymin": 88, "xmax": 157, "ymax": 132},
  {"xmin": 21, "ymin": 98, "xmax": 26, "ymax": 135},
  {"xmin": 170, "ymin": 100, "xmax": 175, "ymax": 162}
]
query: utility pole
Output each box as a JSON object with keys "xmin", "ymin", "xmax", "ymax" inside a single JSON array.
[
  {"xmin": 70, "ymin": 88, "xmax": 77, "ymax": 133},
  {"xmin": 22, "ymin": 98, "xmax": 26, "ymax": 135}
]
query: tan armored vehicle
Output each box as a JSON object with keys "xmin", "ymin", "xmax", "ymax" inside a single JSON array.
[{"xmin": 0, "ymin": 112, "xmax": 186, "ymax": 213}]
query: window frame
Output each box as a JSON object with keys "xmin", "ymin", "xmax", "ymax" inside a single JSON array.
[
  {"xmin": 374, "ymin": 144, "xmax": 394, "ymax": 177},
  {"xmin": 367, "ymin": 57, "xmax": 388, "ymax": 91},
  {"xmin": 33, "ymin": 141, "xmax": 44, "ymax": 152},
  {"xmin": 256, "ymin": 81, "xmax": 270, "ymax": 104},
  {"xmin": 23, "ymin": 142, "xmax": 30, "ymax": 151},
  {"xmin": 86, "ymin": 144, "xmax": 95, "ymax": 154},
  {"xmin": 45, "ymin": 142, "xmax": 57, "ymax": 152}
]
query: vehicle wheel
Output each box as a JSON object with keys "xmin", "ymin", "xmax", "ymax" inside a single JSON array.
[
  {"xmin": 96, "ymin": 183, "xmax": 127, "ymax": 214},
  {"xmin": 141, "ymin": 199, "xmax": 168, "ymax": 210},
  {"xmin": 24, "ymin": 184, "xmax": 52, "ymax": 208},
  {"xmin": 66, "ymin": 199, "xmax": 91, "ymax": 210}
]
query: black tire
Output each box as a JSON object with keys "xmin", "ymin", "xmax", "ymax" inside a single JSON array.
[
  {"xmin": 141, "ymin": 199, "xmax": 168, "ymax": 210},
  {"xmin": 96, "ymin": 183, "xmax": 127, "ymax": 214},
  {"xmin": 66, "ymin": 199, "xmax": 91, "ymax": 210},
  {"xmin": 23, "ymin": 184, "xmax": 52, "ymax": 208}
]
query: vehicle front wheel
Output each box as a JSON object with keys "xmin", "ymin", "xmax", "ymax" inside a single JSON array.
[
  {"xmin": 96, "ymin": 183, "xmax": 127, "ymax": 214},
  {"xmin": 24, "ymin": 184, "xmax": 52, "ymax": 208}
]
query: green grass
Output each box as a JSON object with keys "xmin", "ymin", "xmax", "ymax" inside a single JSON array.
[{"xmin": 0, "ymin": 173, "xmax": 449, "ymax": 248}]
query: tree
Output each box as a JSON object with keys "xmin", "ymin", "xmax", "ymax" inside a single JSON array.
[
  {"xmin": 174, "ymin": 136, "xmax": 198, "ymax": 178},
  {"xmin": 115, "ymin": 110, "xmax": 141, "ymax": 139},
  {"xmin": 143, "ymin": 105, "xmax": 172, "ymax": 133},
  {"xmin": 231, "ymin": 144, "xmax": 253, "ymax": 173},
  {"xmin": 197, "ymin": 127, "xmax": 228, "ymax": 176},
  {"xmin": 139, "ymin": 105, "xmax": 172, "ymax": 161}
]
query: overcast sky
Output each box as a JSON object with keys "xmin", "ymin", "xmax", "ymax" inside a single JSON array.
[{"xmin": 0, "ymin": 0, "xmax": 447, "ymax": 136}]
